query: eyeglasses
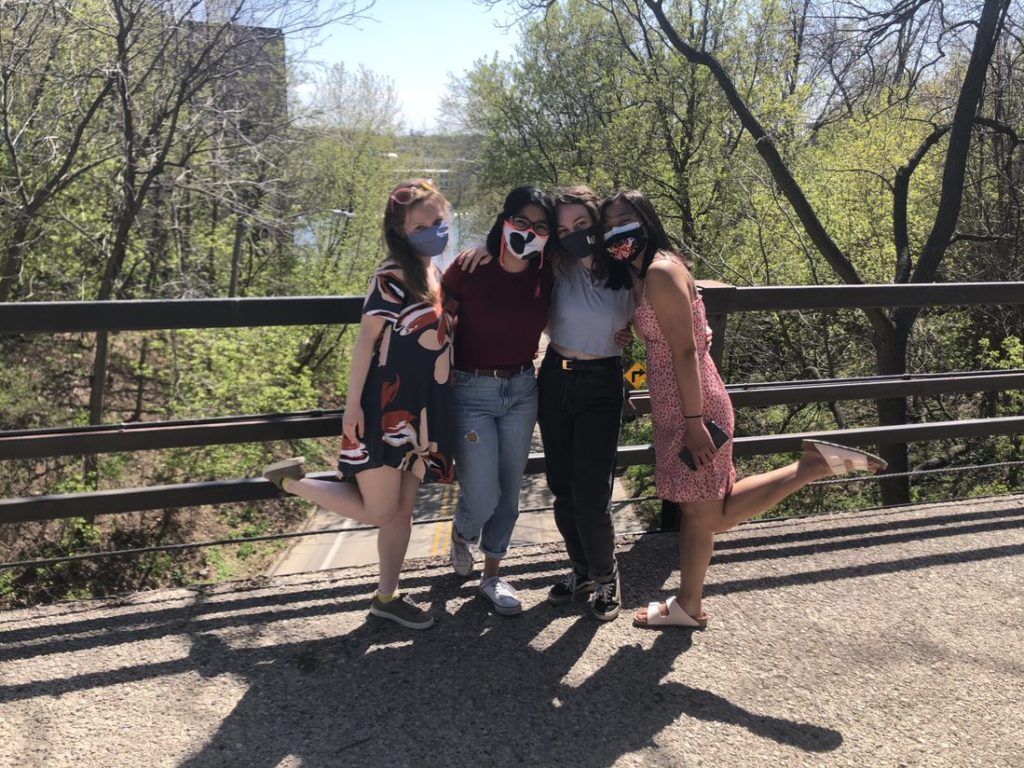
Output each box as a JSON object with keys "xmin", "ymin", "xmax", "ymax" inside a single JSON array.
[
  {"xmin": 390, "ymin": 179, "xmax": 436, "ymax": 209},
  {"xmin": 508, "ymin": 215, "xmax": 550, "ymax": 237}
]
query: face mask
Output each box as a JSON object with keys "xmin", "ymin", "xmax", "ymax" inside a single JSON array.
[
  {"xmin": 603, "ymin": 221, "xmax": 646, "ymax": 262},
  {"xmin": 560, "ymin": 226, "xmax": 596, "ymax": 260},
  {"xmin": 502, "ymin": 219, "xmax": 548, "ymax": 260},
  {"xmin": 407, "ymin": 221, "xmax": 449, "ymax": 257}
]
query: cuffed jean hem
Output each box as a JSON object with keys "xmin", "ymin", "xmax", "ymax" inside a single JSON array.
[{"xmin": 451, "ymin": 523, "xmax": 512, "ymax": 561}]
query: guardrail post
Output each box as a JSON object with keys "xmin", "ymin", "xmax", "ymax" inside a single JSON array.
[
  {"xmin": 707, "ymin": 312, "xmax": 728, "ymax": 369},
  {"xmin": 660, "ymin": 500, "xmax": 681, "ymax": 531},
  {"xmin": 697, "ymin": 280, "xmax": 733, "ymax": 369}
]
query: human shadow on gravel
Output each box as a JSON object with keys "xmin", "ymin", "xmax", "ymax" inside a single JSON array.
[
  {"xmin": 4, "ymin": 504, "xmax": 1018, "ymax": 671},
  {"xmin": 174, "ymin": 576, "xmax": 841, "ymax": 768},
  {"xmin": 614, "ymin": 508, "xmax": 1024, "ymax": 602}
]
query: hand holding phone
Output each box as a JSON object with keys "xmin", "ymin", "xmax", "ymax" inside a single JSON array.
[{"xmin": 678, "ymin": 418, "xmax": 731, "ymax": 471}]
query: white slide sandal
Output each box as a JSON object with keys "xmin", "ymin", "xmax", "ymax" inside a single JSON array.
[
  {"xmin": 802, "ymin": 439, "xmax": 887, "ymax": 476},
  {"xmin": 634, "ymin": 596, "xmax": 707, "ymax": 629}
]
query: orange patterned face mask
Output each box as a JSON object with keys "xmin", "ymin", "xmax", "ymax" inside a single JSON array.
[{"xmin": 604, "ymin": 221, "xmax": 646, "ymax": 262}]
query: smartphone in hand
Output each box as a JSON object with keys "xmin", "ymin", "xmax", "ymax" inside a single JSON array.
[{"xmin": 678, "ymin": 418, "xmax": 731, "ymax": 471}]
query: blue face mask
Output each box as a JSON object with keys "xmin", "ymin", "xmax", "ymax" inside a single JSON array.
[{"xmin": 407, "ymin": 221, "xmax": 450, "ymax": 257}]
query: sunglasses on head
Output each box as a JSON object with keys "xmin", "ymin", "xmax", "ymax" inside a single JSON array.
[{"xmin": 390, "ymin": 180, "xmax": 436, "ymax": 209}]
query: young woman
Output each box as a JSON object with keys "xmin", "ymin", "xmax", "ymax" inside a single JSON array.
[
  {"xmin": 262, "ymin": 178, "xmax": 455, "ymax": 631},
  {"xmin": 596, "ymin": 190, "xmax": 887, "ymax": 629},
  {"xmin": 455, "ymin": 185, "xmax": 636, "ymax": 620},
  {"xmin": 442, "ymin": 186, "xmax": 555, "ymax": 616},
  {"xmin": 537, "ymin": 186, "xmax": 635, "ymax": 621}
]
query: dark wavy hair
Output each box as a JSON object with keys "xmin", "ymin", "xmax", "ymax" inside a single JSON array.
[
  {"xmin": 595, "ymin": 190, "xmax": 690, "ymax": 290},
  {"xmin": 484, "ymin": 186, "xmax": 556, "ymax": 259},
  {"xmin": 381, "ymin": 178, "xmax": 450, "ymax": 304}
]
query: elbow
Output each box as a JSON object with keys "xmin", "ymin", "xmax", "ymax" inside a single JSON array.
[{"xmin": 669, "ymin": 342, "xmax": 698, "ymax": 361}]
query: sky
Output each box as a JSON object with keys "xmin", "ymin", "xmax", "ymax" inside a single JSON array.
[{"xmin": 293, "ymin": 0, "xmax": 523, "ymax": 132}]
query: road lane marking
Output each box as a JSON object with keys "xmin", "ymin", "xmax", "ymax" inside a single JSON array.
[
  {"xmin": 320, "ymin": 517, "xmax": 357, "ymax": 571},
  {"xmin": 430, "ymin": 482, "xmax": 456, "ymax": 557}
]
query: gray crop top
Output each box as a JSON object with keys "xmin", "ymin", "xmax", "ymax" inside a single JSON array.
[{"xmin": 547, "ymin": 259, "xmax": 636, "ymax": 358}]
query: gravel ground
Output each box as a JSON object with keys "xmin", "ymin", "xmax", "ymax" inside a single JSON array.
[{"xmin": 1, "ymin": 494, "xmax": 1022, "ymax": 768}]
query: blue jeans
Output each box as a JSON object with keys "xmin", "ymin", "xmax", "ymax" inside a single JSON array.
[{"xmin": 451, "ymin": 367, "xmax": 538, "ymax": 560}]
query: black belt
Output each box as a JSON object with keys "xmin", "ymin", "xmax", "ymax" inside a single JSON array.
[{"xmin": 545, "ymin": 348, "xmax": 621, "ymax": 372}]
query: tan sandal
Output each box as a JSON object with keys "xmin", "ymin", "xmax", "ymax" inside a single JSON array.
[
  {"xmin": 802, "ymin": 439, "xmax": 887, "ymax": 476},
  {"xmin": 633, "ymin": 596, "xmax": 708, "ymax": 630}
]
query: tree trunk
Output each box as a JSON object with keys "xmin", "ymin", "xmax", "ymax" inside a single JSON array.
[
  {"xmin": 0, "ymin": 216, "xmax": 32, "ymax": 303},
  {"xmin": 873, "ymin": 325, "xmax": 910, "ymax": 504}
]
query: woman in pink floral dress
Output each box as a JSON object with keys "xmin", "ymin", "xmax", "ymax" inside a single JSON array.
[
  {"xmin": 262, "ymin": 179, "xmax": 455, "ymax": 631},
  {"xmin": 597, "ymin": 190, "xmax": 887, "ymax": 630}
]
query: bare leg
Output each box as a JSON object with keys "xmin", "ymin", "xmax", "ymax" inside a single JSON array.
[
  {"xmin": 636, "ymin": 445, "xmax": 861, "ymax": 624},
  {"xmin": 716, "ymin": 447, "xmax": 834, "ymax": 532},
  {"xmin": 676, "ymin": 499, "xmax": 720, "ymax": 618},
  {"xmin": 285, "ymin": 466, "xmax": 401, "ymax": 527},
  {"xmin": 287, "ymin": 466, "xmax": 412, "ymax": 595},
  {"xmin": 376, "ymin": 471, "xmax": 420, "ymax": 595},
  {"xmin": 482, "ymin": 555, "xmax": 500, "ymax": 579}
]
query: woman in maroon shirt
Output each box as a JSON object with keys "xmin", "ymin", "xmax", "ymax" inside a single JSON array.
[{"xmin": 442, "ymin": 187, "xmax": 555, "ymax": 615}]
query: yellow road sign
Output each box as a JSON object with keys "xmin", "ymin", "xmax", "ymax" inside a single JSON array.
[{"xmin": 624, "ymin": 362, "xmax": 647, "ymax": 389}]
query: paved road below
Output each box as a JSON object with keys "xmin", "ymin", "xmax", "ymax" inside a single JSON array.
[
  {"xmin": 2, "ymin": 494, "xmax": 1022, "ymax": 767},
  {"xmin": 269, "ymin": 474, "xmax": 646, "ymax": 575}
]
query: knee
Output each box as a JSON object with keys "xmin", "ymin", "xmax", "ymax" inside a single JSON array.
[
  {"xmin": 382, "ymin": 506, "xmax": 413, "ymax": 528},
  {"xmin": 682, "ymin": 505, "xmax": 726, "ymax": 533}
]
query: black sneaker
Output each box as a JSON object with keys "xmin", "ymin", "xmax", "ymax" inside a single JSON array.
[
  {"xmin": 547, "ymin": 570, "xmax": 596, "ymax": 605},
  {"xmin": 591, "ymin": 575, "xmax": 621, "ymax": 621}
]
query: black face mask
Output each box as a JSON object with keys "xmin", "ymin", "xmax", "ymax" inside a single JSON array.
[{"xmin": 560, "ymin": 226, "xmax": 596, "ymax": 260}]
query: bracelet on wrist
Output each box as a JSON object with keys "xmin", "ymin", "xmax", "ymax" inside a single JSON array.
[{"xmin": 684, "ymin": 414, "xmax": 703, "ymax": 419}]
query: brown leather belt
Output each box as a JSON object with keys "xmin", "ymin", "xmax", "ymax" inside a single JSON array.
[{"xmin": 456, "ymin": 363, "xmax": 534, "ymax": 379}]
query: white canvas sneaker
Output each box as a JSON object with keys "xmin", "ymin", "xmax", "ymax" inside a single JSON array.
[{"xmin": 478, "ymin": 575, "xmax": 522, "ymax": 616}]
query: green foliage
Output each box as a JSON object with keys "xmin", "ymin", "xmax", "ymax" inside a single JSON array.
[{"xmin": 3, "ymin": 0, "xmax": 1022, "ymax": 605}]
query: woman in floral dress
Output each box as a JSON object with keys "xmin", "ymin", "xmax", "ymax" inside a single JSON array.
[
  {"xmin": 262, "ymin": 178, "xmax": 455, "ymax": 630},
  {"xmin": 596, "ymin": 190, "xmax": 887, "ymax": 630}
]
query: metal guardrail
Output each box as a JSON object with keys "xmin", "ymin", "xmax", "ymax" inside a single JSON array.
[
  {"xmin": 1, "ymin": 282, "xmax": 1023, "ymax": 529},
  {"xmin": 3, "ymin": 282, "xmax": 1022, "ymax": 333},
  {"xmin": 3, "ymin": 416, "xmax": 1024, "ymax": 524},
  {"xmin": 3, "ymin": 370, "xmax": 1024, "ymax": 460}
]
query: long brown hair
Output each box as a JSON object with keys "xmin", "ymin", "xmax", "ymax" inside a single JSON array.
[
  {"xmin": 553, "ymin": 184, "xmax": 601, "ymax": 275},
  {"xmin": 381, "ymin": 178, "xmax": 450, "ymax": 304}
]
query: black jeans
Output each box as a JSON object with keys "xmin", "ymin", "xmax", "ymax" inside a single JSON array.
[{"xmin": 537, "ymin": 348, "xmax": 624, "ymax": 583}]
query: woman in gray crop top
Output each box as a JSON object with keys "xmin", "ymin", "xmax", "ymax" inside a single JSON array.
[{"xmin": 537, "ymin": 185, "xmax": 635, "ymax": 621}]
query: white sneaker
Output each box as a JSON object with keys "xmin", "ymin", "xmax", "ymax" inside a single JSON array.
[
  {"xmin": 449, "ymin": 531, "xmax": 475, "ymax": 577},
  {"xmin": 478, "ymin": 575, "xmax": 522, "ymax": 616}
]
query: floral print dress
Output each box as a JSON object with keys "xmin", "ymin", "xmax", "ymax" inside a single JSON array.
[
  {"xmin": 633, "ymin": 252, "xmax": 735, "ymax": 502},
  {"xmin": 337, "ymin": 262, "xmax": 456, "ymax": 484}
]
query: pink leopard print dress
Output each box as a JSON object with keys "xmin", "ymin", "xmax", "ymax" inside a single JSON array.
[{"xmin": 633, "ymin": 253, "xmax": 736, "ymax": 502}]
